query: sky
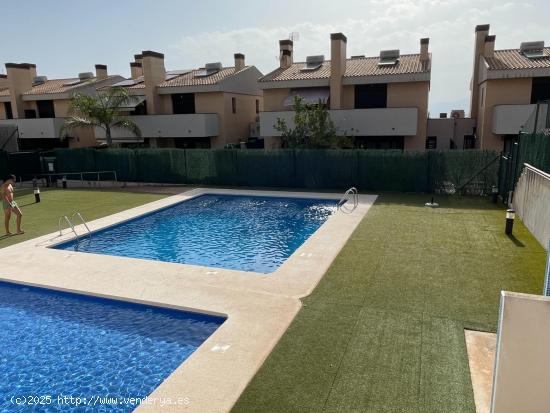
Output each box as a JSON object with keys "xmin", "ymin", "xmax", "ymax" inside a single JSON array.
[{"xmin": 1, "ymin": 0, "xmax": 549, "ymax": 115}]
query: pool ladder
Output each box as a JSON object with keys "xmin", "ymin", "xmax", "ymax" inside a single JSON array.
[
  {"xmin": 337, "ymin": 187, "xmax": 359, "ymax": 213},
  {"xmin": 58, "ymin": 212, "xmax": 92, "ymax": 244}
]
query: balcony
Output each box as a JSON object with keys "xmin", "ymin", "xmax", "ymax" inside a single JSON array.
[
  {"xmin": 0, "ymin": 118, "xmax": 66, "ymax": 139},
  {"xmin": 260, "ymin": 108, "xmax": 418, "ymax": 137},
  {"xmin": 94, "ymin": 114, "xmax": 219, "ymax": 140},
  {"xmin": 492, "ymin": 104, "xmax": 550, "ymax": 135}
]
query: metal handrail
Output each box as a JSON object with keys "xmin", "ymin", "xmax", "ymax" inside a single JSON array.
[
  {"xmin": 58, "ymin": 215, "xmax": 79, "ymax": 243},
  {"xmin": 338, "ymin": 187, "xmax": 359, "ymax": 213},
  {"xmin": 71, "ymin": 212, "xmax": 92, "ymax": 239}
]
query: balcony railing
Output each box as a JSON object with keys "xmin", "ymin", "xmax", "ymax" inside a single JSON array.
[
  {"xmin": 94, "ymin": 114, "xmax": 219, "ymax": 140},
  {"xmin": 491, "ymin": 104, "xmax": 550, "ymax": 135},
  {"xmin": 260, "ymin": 108, "xmax": 418, "ymax": 137},
  {"xmin": 0, "ymin": 118, "xmax": 66, "ymax": 139}
]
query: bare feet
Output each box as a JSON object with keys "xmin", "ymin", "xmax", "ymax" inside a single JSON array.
[
  {"xmin": 16, "ymin": 230, "xmax": 25, "ymax": 235},
  {"xmin": 5, "ymin": 232, "xmax": 13, "ymax": 236}
]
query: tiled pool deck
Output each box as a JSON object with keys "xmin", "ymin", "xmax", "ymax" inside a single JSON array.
[{"xmin": 0, "ymin": 188, "xmax": 376, "ymax": 412}]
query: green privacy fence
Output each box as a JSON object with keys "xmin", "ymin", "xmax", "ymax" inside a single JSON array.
[
  {"xmin": 498, "ymin": 132, "xmax": 550, "ymax": 203},
  {"xmin": 0, "ymin": 151, "xmax": 8, "ymax": 179},
  {"xmin": 54, "ymin": 148, "xmax": 499, "ymax": 193},
  {"xmin": 0, "ymin": 151, "xmax": 42, "ymax": 180}
]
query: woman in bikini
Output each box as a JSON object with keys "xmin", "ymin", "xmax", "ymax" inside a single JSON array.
[{"xmin": 2, "ymin": 174, "xmax": 24, "ymax": 236}]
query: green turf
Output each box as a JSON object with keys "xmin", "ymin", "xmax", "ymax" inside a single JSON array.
[
  {"xmin": 232, "ymin": 193, "xmax": 546, "ymax": 413},
  {"xmin": 0, "ymin": 188, "xmax": 166, "ymax": 248}
]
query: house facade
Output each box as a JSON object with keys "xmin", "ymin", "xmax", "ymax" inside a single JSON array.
[
  {"xmin": 469, "ymin": 24, "xmax": 550, "ymax": 152},
  {"xmin": 0, "ymin": 64, "xmax": 123, "ymax": 151},
  {"xmin": 98, "ymin": 51, "xmax": 263, "ymax": 149},
  {"xmin": 258, "ymin": 33, "xmax": 431, "ymax": 150}
]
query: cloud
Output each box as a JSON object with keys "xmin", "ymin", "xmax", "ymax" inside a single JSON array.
[{"xmin": 169, "ymin": 0, "xmax": 549, "ymax": 114}]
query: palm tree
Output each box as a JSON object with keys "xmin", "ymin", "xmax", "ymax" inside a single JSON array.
[{"xmin": 63, "ymin": 87, "xmax": 141, "ymax": 147}]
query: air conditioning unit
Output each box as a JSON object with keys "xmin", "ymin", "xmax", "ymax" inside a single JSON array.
[
  {"xmin": 32, "ymin": 76, "xmax": 48, "ymax": 85},
  {"xmin": 78, "ymin": 72, "xmax": 94, "ymax": 80}
]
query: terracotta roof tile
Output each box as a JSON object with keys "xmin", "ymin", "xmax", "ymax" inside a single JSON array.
[
  {"xmin": 485, "ymin": 48, "xmax": 550, "ymax": 70},
  {"xmin": 158, "ymin": 66, "xmax": 245, "ymax": 88},
  {"xmin": 260, "ymin": 54, "xmax": 430, "ymax": 83},
  {"xmin": 23, "ymin": 75, "xmax": 118, "ymax": 95}
]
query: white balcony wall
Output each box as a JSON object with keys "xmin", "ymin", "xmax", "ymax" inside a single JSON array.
[
  {"xmin": 94, "ymin": 114, "xmax": 219, "ymax": 139},
  {"xmin": 260, "ymin": 108, "xmax": 418, "ymax": 137},
  {"xmin": 0, "ymin": 118, "xmax": 66, "ymax": 139}
]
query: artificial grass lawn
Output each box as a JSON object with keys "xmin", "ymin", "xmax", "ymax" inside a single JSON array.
[
  {"xmin": 0, "ymin": 188, "xmax": 166, "ymax": 249},
  {"xmin": 232, "ymin": 193, "xmax": 546, "ymax": 413}
]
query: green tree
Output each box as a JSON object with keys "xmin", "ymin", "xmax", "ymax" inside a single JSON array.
[
  {"xmin": 63, "ymin": 87, "xmax": 141, "ymax": 147},
  {"xmin": 275, "ymin": 96, "xmax": 353, "ymax": 148}
]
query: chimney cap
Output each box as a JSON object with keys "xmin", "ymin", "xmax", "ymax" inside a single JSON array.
[
  {"xmin": 130, "ymin": 62, "xmax": 143, "ymax": 68},
  {"xmin": 485, "ymin": 35, "xmax": 496, "ymax": 42},
  {"xmin": 475, "ymin": 24, "xmax": 490, "ymax": 32},
  {"xmin": 134, "ymin": 54, "xmax": 143, "ymax": 60},
  {"xmin": 420, "ymin": 38, "xmax": 429, "ymax": 45},
  {"xmin": 279, "ymin": 39, "xmax": 293, "ymax": 46},
  {"xmin": 234, "ymin": 53, "xmax": 245, "ymax": 59},
  {"xmin": 141, "ymin": 50, "xmax": 164, "ymax": 59},
  {"xmin": 330, "ymin": 32, "xmax": 347, "ymax": 42},
  {"xmin": 95, "ymin": 64, "xmax": 107, "ymax": 70},
  {"xmin": 5, "ymin": 63, "xmax": 36, "ymax": 69}
]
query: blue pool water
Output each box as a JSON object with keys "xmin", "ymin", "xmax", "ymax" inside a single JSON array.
[
  {"xmin": 54, "ymin": 194, "xmax": 337, "ymax": 273},
  {"xmin": 0, "ymin": 281, "xmax": 224, "ymax": 413}
]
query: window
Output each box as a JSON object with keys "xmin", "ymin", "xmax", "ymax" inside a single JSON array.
[
  {"xmin": 4, "ymin": 102, "xmax": 13, "ymax": 119},
  {"xmin": 232, "ymin": 97, "xmax": 237, "ymax": 114},
  {"xmin": 531, "ymin": 77, "xmax": 550, "ymax": 103},
  {"xmin": 463, "ymin": 135, "xmax": 475, "ymax": 149},
  {"xmin": 354, "ymin": 84, "xmax": 387, "ymax": 109},
  {"xmin": 130, "ymin": 101, "xmax": 147, "ymax": 116},
  {"xmin": 171, "ymin": 93, "xmax": 195, "ymax": 114},
  {"xmin": 24, "ymin": 109, "xmax": 37, "ymax": 119},
  {"xmin": 255, "ymin": 99, "xmax": 259, "ymax": 114},
  {"xmin": 37, "ymin": 100, "xmax": 55, "ymax": 118},
  {"xmin": 425, "ymin": 136, "xmax": 437, "ymax": 150}
]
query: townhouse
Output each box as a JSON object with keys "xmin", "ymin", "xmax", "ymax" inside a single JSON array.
[
  {"xmin": 469, "ymin": 24, "xmax": 550, "ymax": 152},
  {"xmin": 0, "ymin": 64, "xmax": 123, "ymax": 151},
  {"xmin": 258, "ymin": 32, "xmax": 431, "ymax": 150},
  {"xmin": 98, "ymin": 51, "xmax": 263, "ymax": 149}
]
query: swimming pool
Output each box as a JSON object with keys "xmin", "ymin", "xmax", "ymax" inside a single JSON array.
[
  {"xmin": 0, "ymin": 281, "xmax": 224, "ymax": 413},
  {"xmin": 53, "ymin": 194, "xmax": 337, "ymax": 273}
]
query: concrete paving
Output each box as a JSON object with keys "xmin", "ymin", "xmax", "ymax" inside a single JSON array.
[{"xmin": 465, "ymin": 330, "xmax": 496, "ymax": 413}]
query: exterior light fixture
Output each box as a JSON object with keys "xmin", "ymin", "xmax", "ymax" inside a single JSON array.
[
  {"xmin": 33, "ymin": 177, "xmax": 41, "ymax": 203},
  {"xmin": 505, "ymin": 209, "xmax": 515, "ymax": 235}
]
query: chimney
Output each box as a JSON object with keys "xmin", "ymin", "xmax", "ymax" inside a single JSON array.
[
  {"xmin": 484, "ymin": 35, "xmax": 495, "ymax": 58},
  {"xmin": 469, "ymin": 24, "xmax": 490, "ymax": 119},
  {"xmin": 5, "ymin": 63, "xmax": 36, "ymax": 119},
  {"xmin": 0, "ymin": 74, "xmax": 8, "ymax": 89},
  {"xmin": 420, "ymin": 38, "xmax": 429, "ymax": 61},
  {"xmin": 134, "ymin": 54, "xmax": 143, "ymax": 65},
  {"xmin": 95, "ymin": 64, "xmax": 108, "ymax": 80},
  {"xmin": 141, "ymin": 50, "xmax": 166, "ymax": 115},
  {"xmin": 234, "ymin": 53, "xmax": 245, "ymax": 72},
  {"xmin": 330, "ymin": 32, "xmax": 347, "ymax": 110},
  {"xmin": 130, "ymin": 62, "xmax": 143, "ymax": 79},
  {"xmin": 279, "ymin": 39, "xmax": 293, "ymax": 69}
]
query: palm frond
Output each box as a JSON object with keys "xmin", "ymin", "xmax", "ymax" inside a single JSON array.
[{"xmin": 111, "ymin": 117, "xmax": 142, "ymax": 137}]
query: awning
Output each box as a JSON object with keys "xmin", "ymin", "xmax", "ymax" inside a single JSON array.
[
  {"xmin": 118, "ymin": 95, "xmax": 146, "ymax": 111},
  {"xmin": 283, "ymin": 88, "xmax": 330, "ymax": 107}
]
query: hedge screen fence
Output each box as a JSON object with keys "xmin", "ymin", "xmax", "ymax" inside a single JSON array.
[{"xmin": 53, "ymin": 148, "xmax": 499, "ymax": 193}]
